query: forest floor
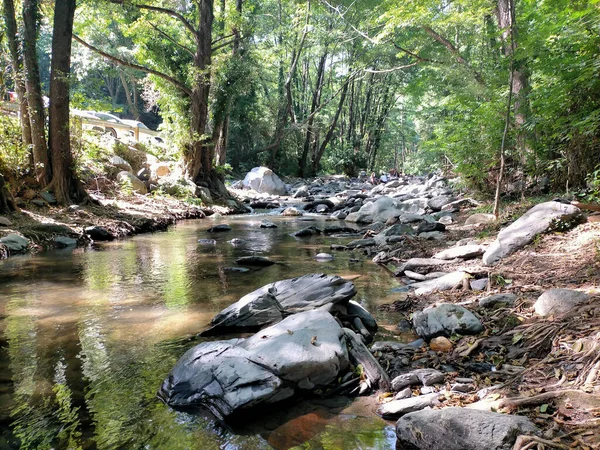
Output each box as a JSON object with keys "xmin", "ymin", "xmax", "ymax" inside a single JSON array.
[{"xmin": 376, "ymin": 205, "xmax": 600, "ymax": 449}]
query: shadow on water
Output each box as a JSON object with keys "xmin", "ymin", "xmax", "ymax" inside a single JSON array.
[{"xmin": 0, "ymin": 215, "xmax": 401, "ymax": 449}]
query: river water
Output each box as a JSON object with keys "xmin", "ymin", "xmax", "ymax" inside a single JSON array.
[{"xmin": 0, "ymin": 215, "xmax": 403, "ymax": 449}]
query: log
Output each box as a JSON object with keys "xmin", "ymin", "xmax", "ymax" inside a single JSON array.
[{"xmin": 343, "ymin": 328, "xmax": 391, "ymax": 391}]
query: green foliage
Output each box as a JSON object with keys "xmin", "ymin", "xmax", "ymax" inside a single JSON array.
[{"xmin": 0, "ymin": 115, "xmax": 30, "ymax": 175}]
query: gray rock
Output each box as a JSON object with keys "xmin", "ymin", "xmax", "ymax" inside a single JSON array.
[
  {"xmin": 315, "ymin": 204, "xmax": 329, "ymax": 213},
  {"xmin": 110, "ymin": 155, "xmax": 132, "ymax": 172},
  {"xmin": 294, "ymin": 226, "xmax": 321, "ymax": 237},
  {"xmin": 346, "ymin": 300, "xmax": 377, "ymax": 332},
  {"xmin": 433, "ymin": 245, "xmax": 484, "ymax": 260},
  {"xmin": 331, "ymin": 210, "xmax": 347, "ymax": 220},
  {"xmin": 84, "ymin": 226, "xmax": 114, "ymax": 241},
  {"xmin": 391, "ymin": 373, "xmax": 419, "ymax": 391},
  {"xmin": 346, "ymin": 238, "xmax": 376, "ymax": 248},
  {"xmin": 207, "ymin": 224, "xmax": 231, "ymax": 232},
  {"xmin": 235, "ymin": 256, "xmax": 275, "ymax": 266},
  {"xmin": 371, "ymin": 341, "xmax": 416, "ymax": 352},
  {"xmin": 54, "ymin": 236, "xmax": 77, "ymax": 248},
  {"xmin": 376, "ymin": 392, "xmax": 440, "ymax": 419},
  {"xmin": 0, "ymin": 216, "xmax": 12, "ymax": 226},
  {"xmin": 534, "ymin": 288, "xmax": 591, "ymax": 316},
  {"xmin": 229, "ymin": 238, "xmax": 246, "ymax": 246},
  {"xmin": 470, "ymin": 278, "xmax": 489, "ymax": 291},
  {"xmin": 242, "ymin": 166, "xmax": 287, "ymax": 195},
  {"xmin": 418, "ymin": 231, "xmax": 446, "ymax": 240},
  {"xmin": 315, "ymin": 252, "xmax": 334, "ymax": 260},
  {"xmin": 451, "ymin": 383, "xmax": 474, "ymax": 393},
  {"xmin": 428, "ymin": 196, "xmax": 455, "ymax": 211},
  {"xmin": 409, "ymin": 271, "xmax": 469, "ymax": 296},
  {"xmin": 282, "ymin": 207, "xmax": 303, "ymax": 216},
  {"xmin": 374, "ymin": 223, "xmax": 414, "ymax": 245},
  {"xmin": 0, "ymin": 233, "xmax": 29, "ymax": 252},
  {"xmin": 196, "ymin": 186, "xmax": 213, "ymax": 205},
  {"xmin": 160, "ymin": 310, "xmax": 349, "ymax": 419},
  {"xmin": 39, "ymin": 191, "xmax": 57, "ymax": 204},
  {"xmin": 396, "ymin": 408, "xmax": 538, "ymax": 450},
  {"xmin": 259, "ymin": 219, "xmax": 278, "ymax": 228},
  {"xmin": 396, "ymin": 258, "xmax": 451, "ymax": 274},
  {"xmin": 482, "ymin": 201, "xmax": 581, "ymax": 265},
  {"xmin": 412, "ymin": 368, "xmax": 445, "ymax": 386},
  {"xmin": 404, "ymin": 270, "xmax": 427, "ymax": 281},
  {"xmin": 465, "ymin": 213, "xmax": 496, "ymax": 225},
  {"xmin": 394, "ymin": 387, "xmax": 412, "ymax": 400},
  {"xmin": 413, "ymin": 303, "xmax": 483, "ymax": 340},
  {"xmin": 31, "ymin": 199, "xmax": 45, "ymax": 207},
  {"xmin": 293, "ymin": 185, "xmax": 310, "ymax": 198},
  {"xmin": 417, "ymin": 222, "xmax": 445, "ymax": 233},
  {"xmin": 348, "ymin": 196, "xmax": 425, "ymax": 224},
  {"xmin": 438, "ymin": 215, "xmax": 454, "ymax": 225},
  {"xmin": 203, "ymin": 273, "xmax": 356, "ymax": 334},
  {"xmin": 117, "ymin": 171, "xmax": 147, "ymax": 194}
]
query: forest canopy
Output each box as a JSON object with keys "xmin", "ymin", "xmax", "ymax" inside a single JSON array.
[{"xmin": 1, "ymin": 0, "xmax": 600, "ymax": 204}]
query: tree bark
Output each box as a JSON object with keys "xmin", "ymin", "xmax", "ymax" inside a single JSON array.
[
  {"xmin": 48, "ymin": 0, "xmax": 87, "ymax": 205},
  {"xmin": 3, "ymin": 0, "xmax": 32, "ymax": 148},
  {"xmin": 22, "ymin": 0, "xmax": 50, "ymax": 185},
  {"xmin": 0, "ymin": 173, "xmax": 16, "ymax": 214}
]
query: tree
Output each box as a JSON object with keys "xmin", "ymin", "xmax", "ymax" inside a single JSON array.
[{"xmin": 48, "ymin": 0, "xmax": 87, "ymax": 204}]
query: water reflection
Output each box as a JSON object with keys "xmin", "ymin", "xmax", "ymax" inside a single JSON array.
[{"xmin": 0, "ymin": 215, "xmax": 401, "ymax": 449}]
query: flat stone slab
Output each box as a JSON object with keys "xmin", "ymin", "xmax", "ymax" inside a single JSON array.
[
  {"xmin": 159, "ymin": 310, "xmax": 348, "ymax": 419},
  {"xmin": 433, "ymin": 245, "xmax": 484, "ymax": 261},
  {"xmin": 396, "ymin": 407, "xmax": 538, "ymax": 450},
  {"xmin": 203, "ymin": 273, "xmax": 356, "ymax": 335},
  {"xmin": 235, "ymin": 256, "xmax": 275, "ymax": 266},
  {"xmin": 377, "ymin": 392, "xmax": 440, "ymax": 419},
  {"xmin": 482, "ymin": 201, "xmax": 581, "ymax": 265},
  {"xmin": 408, "ymin": 271, "xmax": 469, "ymax": 296}
]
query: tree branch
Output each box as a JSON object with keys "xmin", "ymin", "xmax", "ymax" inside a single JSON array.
[
  {"xmin": 423, "ymin": 26, "xmax": 485, "ymax": 85},
  {"xmin": 73, "ymin": 35, "xmax": 192, "ymax": 97},
  {"xmin": 147, "ymin": 21, "xmax": 195, "ymax": 57},
  {"xmin": 134, "ymin": 3, "xmax": 197, "ymax": 39},
  {"xmin": 365, "ymin": 62, "xmax": 419, "ymax": 73}
]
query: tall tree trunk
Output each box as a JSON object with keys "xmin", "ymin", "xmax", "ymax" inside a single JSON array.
[
  {"xmin": 3, "ymin": 0, "xmax": 32, "ymax": 148},
  {"xmin": 22, "ymin": 0, "xmax": 50, "ymax": 185},
  {"xmin": 48, "ymin": 0, "xmax": 86, "ymax": 204},
  {"xmin": 118, "ymin": 69, "xmax": 139, "ymax": 119},
  {"xmin": 311, "ymin": 74, "xmax": 350, "ymax": 174},
  {"xmin": 299, "ymin": 50, "xmax": 327, "ymax": 177}
]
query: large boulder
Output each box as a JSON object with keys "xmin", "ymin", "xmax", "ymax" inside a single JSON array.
[
  {"xmin": 202, "ymin": 273, "xmax": 357, "ymax": 335},
  {"xmin": 482, "ymin": 201, "xmax": 581, "ymax": 265},
  {"xmin": 413, "ymin": 303, "xmax": 483, "ymax": 340},
  {"xmin": 534, "ymin": 288, "xmax": 591, "ymax": 316},
  {"xmin": 117, "ymin": 171, "xmax": 147, "ymax": 194},
  {"xmin": 159, "ymin": 310, "xmax": 349, "ymax": 419},
  {"xmin": 0, "ymin": 233, "xmax": 29, "ymax": 252},
  {"xmin": 395, "ymin": 408, "xmax": 538, "ymax": 450},
  {"xmin": 347, "ymin": 197, "xmax": 425, "ymax": 223},
  {"xmin": 242, "ymin": 166, "xmax": 287, "ymax": 195}
]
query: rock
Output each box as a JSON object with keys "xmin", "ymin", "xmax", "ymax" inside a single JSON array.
[
  {"xmin": 0, "ymin": 216, "xmax": 12, "ymax": 226},
  {"xmin": 465, "ymin": 213, "xmax": 496, "ymax": 225},
  {"xmin": 396, "ymin": 258, "xmax": 451, "ymax": 275},
  {"xmin": 482, "ymin": 201, "xmax": 581, "ymax": 265},
  {"xmin": 31, "ymin": 199, "xmax": 45, "ymax": 207},
  {"xmin": 294, "ymin": 226, "xmax": 321, "ymax": 237},
  {"xmin": 229, "ymin": 238, "xmax": 246, "ymax": 246},
  {"xmin": 346, "ymin": 238, "xmax": 376, "ymax": 248},
  {"xmin": 151, "ymin": 162, "xmax": 171, "ymax": 177},
  {"xmin": 203, "ymin": 273, "xmax": 356, "ymax": 334},
  {"xmin": 0, "ymin": 233, "xmax": 29, "ymax": 252},
  {"xmin": 412, "ymin": 368, "xmax": 445, "ymax": 386},
  {"xmin": 282, "ymin": 207, "xmax": 303, "ymax": 217},
  {"xmin": 117, "ymin": 171, "xmax": 147, "ymax": 194},
  {"xmin": 416, "ymin": 221, "xmax": 445, "ymax": 233},
  {"xmin": 409, "ymin": 271, "xmax": 469, "ymax": 296},
  {"xmin": 159, "ymin": 310, "xmax": 349, "ymax": 419},
  {"xmin": 479, "ymin": 293, "xmax": 518, "ymax": 309},
  {"xmin": 39, "ymin": 191, "xmax": 57, "ymax": 204},
  {"xmin": 235, "ymin": 256, "xmax": 275, "ymax": 267},
  {"xmin": 260, "ymin": 219, "xmax": 278, "ymax": 228},
  {"xmin": 136, "ymin": 167, "xmax": 151, "ymax": 182},
  {"xmin": 433, "ymin": 245, "xmax": 484, "ymax": 260},
  {"xmin": 196, "ymin": 186, "xmax": 213, "ymax": 205},
  {"xmin": 348, "ymin": 196, "xmax": 425, "ymax": 224},
  {"xmin": 346, "ymin": 300, "xmax": 377, "ymax": 332},
  {"xmin": 293, "ymin": 185, "xmax": 310, "ymax": 198},
  {"xmin": 438, "ymin": 215, "xmax": 453, "ymax": 225},
  {"xmin": 395, "ymin": 408, "xmax": 538, "ymax": 450},
  {"xmin": 242, "ymin": 166, "xmax": 287, "ymax": 195},
  {"xmin": 315, "ymin": 204, "xmax": 329, "ymax": 213},
  {"xmin": 374, "ymin": 223, "xmax": 413, "ymax": 245},
  {"xmin": 110, "ymin": 155, "xmax": 132, "ymax": 172},
  {"xmin": 222, "ymin": 267, "xmax": 250, "ymax": 273},
  {"xmin": 198, "ymin": 239, "xmax": 217, "ymax": 245},
  {"xmin": 428, "ymin": 196, "xmax": 455, "ymax": 211},
  {"xmin": 418, "ymin": 231, "xmax": 446, "ymax": 240},
  {"xmin": 391, "ymin": 373, "xmax": 419, "ymax": 391},
  {"xmin": 413, "ymin": 303, "xmax": 483, "ymax": 340},
  {"xmin": 84, "ymin": 226, "xmax": 114, "ymax": 241},
  {"xmin": 404, "ymin": 270, "xmax": 427, "ymax": 281},
  {"xmin": 331, "ymin": 210, "xmax": 347, "ymax": 220},
  {"xmin": 376, "ymin": 392, "xmax": 440, "ymax": 419},
  {"xmin": 207, "ymin": 224, "xmax": 231, "ymax": 232},
  {"xmin": 451, "ymin": 383, "xmax": 474, "ymax": 393},
  {"xmin": 315, "ymin": 253, "xmax": 334, "ymax": 260},
  {"xmin": 534, "ymin": 288, "xmax": 591, "ymax": 317},
  {"xmin": 54, "ymin": 236, "xmax": 77, "ymax": 248},
  {"xmin": 430, "ymin": 336, "xmax": 453, "ymax": 352},
  {"xmin": 394, "ymin": 388, "xmax": 412, "ymax": 400},
  {"xmin": 371, "ymin": 341, "xmax": 416, "ymax": 353},
  {"xmin": 470, "ymin": 278, "xmax": 488, "ymax": 291}
]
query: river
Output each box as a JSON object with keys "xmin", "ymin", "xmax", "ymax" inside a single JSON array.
[{"xmin": 0, "ymin": 214, "xmax": 403, "ymax": 449}]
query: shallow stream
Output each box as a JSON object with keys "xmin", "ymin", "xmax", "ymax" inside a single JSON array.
[{"xmin": 0, "ymin": 215, "xmax": 404, "ymax": 449}]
